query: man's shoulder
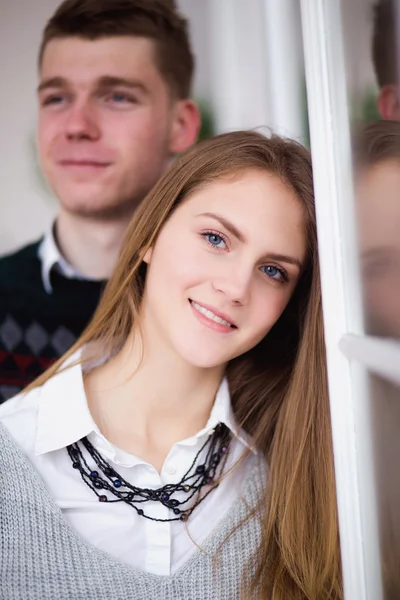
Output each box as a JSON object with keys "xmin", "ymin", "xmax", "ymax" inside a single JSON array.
[
  {"xmin": 0, "ymin": 239, "xmax": 43, "ymax": 295},
  {"xmin": 0, "ymin": 239, "xmax": 42, "ymax": 274}
]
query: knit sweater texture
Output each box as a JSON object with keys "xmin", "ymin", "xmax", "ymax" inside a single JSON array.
[
  {"xmin": 0, "ymin": 423, "xmax": 264, "ymax": 600},
  {"xmin": 0, "ymin": 241, "xmax": 105, "ymax": 403}
]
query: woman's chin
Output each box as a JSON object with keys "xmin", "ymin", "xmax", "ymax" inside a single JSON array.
[{"xmin": 177, "ymin": 347, "xmax": 230, "ymax": 371}]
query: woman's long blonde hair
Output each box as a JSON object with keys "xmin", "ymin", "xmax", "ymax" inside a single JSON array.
[{"xmin": 29, "ymin": 131, "xmax": 342, "ymax": 599}]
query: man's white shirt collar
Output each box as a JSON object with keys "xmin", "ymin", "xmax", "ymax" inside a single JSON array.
[
  {"xmin": 34, "ymin": 359, "xmax": 256, "ymax": 459},
  {"xmin": 38, "ymin": 223, "xmax": 89, "ymax": 294}
]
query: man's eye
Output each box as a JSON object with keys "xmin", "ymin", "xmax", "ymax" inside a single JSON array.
[
  {"xmin": 108, "ymin": 93, "xmax": 137, "ymax": 104},
  {"xmin": 42, "ymin": 95, "xmax": 66, "ymax": 106}
]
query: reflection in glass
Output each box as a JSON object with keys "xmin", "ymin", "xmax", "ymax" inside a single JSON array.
[
  {"xmin": 354, "ymin": 120, "xmax": 400, "ymax": 339},
  {"xmin": 340, "ymin": 1, "xmax": 400, "ymax": 597},
  {"xmin": 369, "ymin": 373, "xmax": 400, "ymax": 600},
  {"xmin": 372, "ymin": 0, "xmax": 400, "ymax": 121}
]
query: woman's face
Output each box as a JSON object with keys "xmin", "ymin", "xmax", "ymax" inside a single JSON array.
[{"xmin": 141, "ymin": 169, "xmax": 307, "ymax": 370}]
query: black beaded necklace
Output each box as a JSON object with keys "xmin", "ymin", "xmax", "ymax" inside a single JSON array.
[{"xmin": 67, "ymin": 423, "xmax": 232, "ymax": 522}]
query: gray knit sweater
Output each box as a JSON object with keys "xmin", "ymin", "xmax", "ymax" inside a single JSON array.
[{"xmin": 0, "ymin": 423, "xmax": 265, "ymax": 600}]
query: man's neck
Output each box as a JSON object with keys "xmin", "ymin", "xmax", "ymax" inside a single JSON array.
[{"xmin": 55, "ymin": 209, "xmax": 132, "ymax": 280}]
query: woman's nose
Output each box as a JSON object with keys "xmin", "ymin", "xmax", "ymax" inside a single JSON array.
[{"xmin": 212, "ymin": 267, "xmax": 252, "ymax": 305}]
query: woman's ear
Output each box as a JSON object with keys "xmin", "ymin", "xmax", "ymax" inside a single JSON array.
[{"xmin": 142, "ymin": 247, "xmax": 153, "ymax": 264}]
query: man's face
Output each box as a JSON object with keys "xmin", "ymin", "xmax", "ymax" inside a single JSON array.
[{"xmin": 37, "ymin": 36, "xmax": 196, "ymax": 219}]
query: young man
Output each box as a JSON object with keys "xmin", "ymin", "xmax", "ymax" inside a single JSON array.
[
  {"xmin": 372, "ymin": 0, "xmax": 400, "ymax": 119},
  {"xmin": 0, "ymin": 0, "xmax": 200, "ymax": 403}
]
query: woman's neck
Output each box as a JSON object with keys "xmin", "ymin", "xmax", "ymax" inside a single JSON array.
[{"xmin": 84, "ymin": 332, "xmax": 225, "ymax": 470}]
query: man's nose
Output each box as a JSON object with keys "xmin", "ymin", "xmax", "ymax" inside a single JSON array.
[{"xmin": 64, "ymin": 101, "xmax": 100, "ymax": 140}]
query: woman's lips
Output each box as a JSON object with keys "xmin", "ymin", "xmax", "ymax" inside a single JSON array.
[{"xmin": 189, "ymin": 299, "xmax": 237, "ymax": 333}]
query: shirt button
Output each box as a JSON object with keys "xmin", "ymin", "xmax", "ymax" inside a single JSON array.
[{"xmin": 165, "ymin": 464, "xmax": 177, "ymax": 475}]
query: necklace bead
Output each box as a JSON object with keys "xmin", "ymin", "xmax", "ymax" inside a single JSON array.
[{"xmin": 67, "ymin": 423, "xmax": 231, "ymax": 523}]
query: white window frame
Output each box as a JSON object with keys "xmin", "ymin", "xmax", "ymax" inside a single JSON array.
[
  {"xmin": 209, "ymin": 0, "xmax": 305, "ymax": 141},
  {"xmin": 340, "ymin": 335, "xmax": 400, "ymax": 387},
  {"xmin": 300, "ymin": 1, "xmax": 391, "ymax": 598}
]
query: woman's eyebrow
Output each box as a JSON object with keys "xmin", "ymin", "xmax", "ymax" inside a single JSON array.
[
  {"xmin": 261, "ymin": 253, "xmax": 303, "ymax": 271},
  {"xmin": 198, "ymin": 212, "xmax": 246, "ymax": 243}
]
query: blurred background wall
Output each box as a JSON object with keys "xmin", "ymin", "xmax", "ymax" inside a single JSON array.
[{"xmin": 0, "ymin": 0, "xmax": 378, "ymax": 255}]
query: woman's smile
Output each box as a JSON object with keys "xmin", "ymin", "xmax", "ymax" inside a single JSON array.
[{"xmin": 189, "ymin": 299, "xmax": 237, "ymax": 333}]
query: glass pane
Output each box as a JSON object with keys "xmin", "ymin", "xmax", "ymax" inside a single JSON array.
[
  {"xmin": 301, "ymin": 2, "xmax": 381, "ymax": 596},
  {"xmin": 369, "ymin": 372, "xmax": 400, "ymax": 599},
  {"xmin": 341, "ymin": 0, "xmax": 400, "ymax": 340},
  {"xmin": 340, "ymin": 1, "xmax": 400, "ymax": 596},
  {"xmin": 354, "ymin": 126, "xmax": 400, "ymax": 340}
]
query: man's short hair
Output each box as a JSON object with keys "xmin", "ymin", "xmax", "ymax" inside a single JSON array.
[
  {"xmin": 39, "ymin": 0, "xmax": 194, "ymax": 99},
  {"xmin": 372, "ymin": 0, "xmax": 400, "ymax": 87}
]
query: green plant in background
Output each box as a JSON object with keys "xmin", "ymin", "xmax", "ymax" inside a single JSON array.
[
  {"xmin": 358, "ymin": 87, "xmax": 381, "ymax": 122},
  {"xmin": 302, "ymin": 77, "xmax": 311, "ymax": 148},
  {"xmin": 197, "ymin": 99, "xmax": 215, "ymax": 141}
]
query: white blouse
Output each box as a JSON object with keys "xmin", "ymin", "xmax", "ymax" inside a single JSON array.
[{"xmin": 0, "ymin": 362, "xmax": 258, "ymax": 576}]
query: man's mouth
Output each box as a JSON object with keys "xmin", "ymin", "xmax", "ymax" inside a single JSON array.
[{"xmin": 59, "ymin": 160, "xmax": 111, "ymax": 167}]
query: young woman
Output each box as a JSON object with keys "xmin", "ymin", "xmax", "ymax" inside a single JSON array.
[{"xmin": 0, "ymin": 131, "xmax": 342, "ymax": 600}]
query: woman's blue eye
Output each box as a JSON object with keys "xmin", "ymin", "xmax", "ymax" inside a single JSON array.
[
  {"xmin": 204, "ymin": 233, "xmax": 226, "ymax": 248},
  {"xmin": 261, "ymin": 265, "xmax": 286, "ymax": 282}
]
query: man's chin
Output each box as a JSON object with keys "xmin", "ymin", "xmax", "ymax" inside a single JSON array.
[{"xmin": 58, "ymin": 196, "xmax": 136, "ymax": 221}]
